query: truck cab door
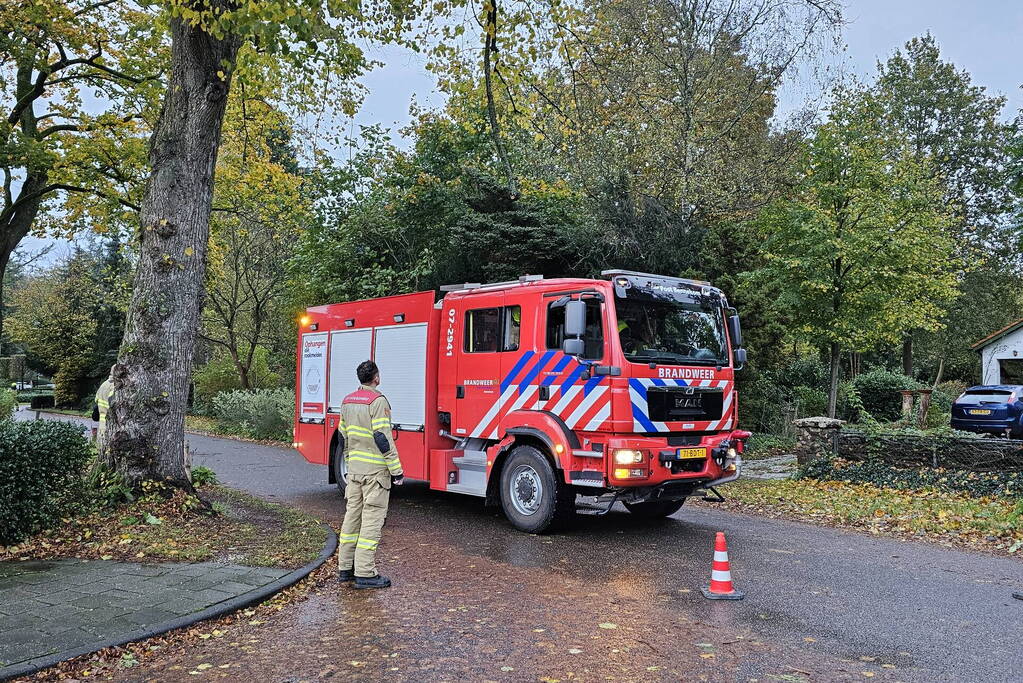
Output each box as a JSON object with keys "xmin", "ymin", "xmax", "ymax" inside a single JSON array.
[{"xmin": 450, "ymin": 296, "xmax": 509, "ymax": 439}]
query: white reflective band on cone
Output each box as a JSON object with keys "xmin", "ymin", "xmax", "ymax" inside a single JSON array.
[
  {"xmin": 712, "ymin": 570, "xmax": 732, "ymax": 582},
  {"xmin": 714, "ymin": 551, "xmax": 729, "ymax": 562}
]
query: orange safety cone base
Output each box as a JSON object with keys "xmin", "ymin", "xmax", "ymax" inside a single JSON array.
[{"xmin": 701, "ymin": 586, "xmax": 745, "ymax": 600}]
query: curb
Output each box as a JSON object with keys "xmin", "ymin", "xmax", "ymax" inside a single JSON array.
[{"xmin": 1, "ymin": 524, "xmax": 338, "ymax": 681}]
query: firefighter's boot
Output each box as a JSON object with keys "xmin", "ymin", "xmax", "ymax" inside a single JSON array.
[
  {"xmin": 354, "ymin": 574, "xmax": 391, "ymax": 589},
  {"xmin": 338, "ymin": 569, "xmax": 355, "ymax": 582}
]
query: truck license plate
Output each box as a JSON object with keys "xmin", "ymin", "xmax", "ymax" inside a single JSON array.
[
  {"xmin": 677, "ymin": 447, "xmax": 706, "ymax": 460},
  {"xmin": 969, "ymin": 409, "xmax": 992, "ymax": 415}
]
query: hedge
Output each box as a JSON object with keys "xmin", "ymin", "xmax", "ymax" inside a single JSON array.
[
  {"xmin": 797, "ymin": 456, "xmax": 1023, "ymax": 499},
  {"xmin": 212, "ymin": 389, "xmax": 293, "ymax": 441},
  {"xmin": 0, "ymin": 421, "xmax": 93, "ymax": 545},
  {"xmin": 30, "ymin": 394, "xmax": 56, "ymax": 409}
]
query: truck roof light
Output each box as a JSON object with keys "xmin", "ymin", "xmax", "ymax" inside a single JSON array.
[
  {"xmin": 344, "ymin": 319, "xmax": 355, "ymax": 327},
  {"xmin": 299, "ymin": 315, "xmax": 310, "ymax": 327},
  {"xmin": 394, "ymin": 314, "xmax": 405, "ymax": 323}
]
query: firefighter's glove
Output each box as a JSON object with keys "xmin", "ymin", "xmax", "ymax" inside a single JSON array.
[
  {"xmin": 391, "ymin": 475, "xmax": 404, "ymax": 486},
  {"xmin": 373, "ymin": 431, "xmax": 390, "ymax": 454}
]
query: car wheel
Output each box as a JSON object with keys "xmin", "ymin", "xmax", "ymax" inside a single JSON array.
[
  {"xmin": 623, "ymin": 499, "xmax": 686, "ymax": 519},
  {"xmin": 499, "ymin": 445, "xmax": 575, "ymax": 533}
]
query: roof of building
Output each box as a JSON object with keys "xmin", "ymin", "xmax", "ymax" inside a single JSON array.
[{"xmin": 971, "ymin": 318, "xmax": 1023, "ymax": 351}]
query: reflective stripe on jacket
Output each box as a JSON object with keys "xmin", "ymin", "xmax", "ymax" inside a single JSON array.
[{"xmin": 339, "ymin": 384, "xmax": 402, "ymax": 477}]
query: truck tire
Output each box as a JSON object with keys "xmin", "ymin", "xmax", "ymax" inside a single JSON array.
[
  {"xmin": 623, "ymin": 499, "xmax": 685, "ymax": 519},
  {"xmin": 332, "ymin": 441, "xmax": 348, "ymax": 496},
  {"xmin": 500, "ymin": 445, "xmax": 574, "ymax": 533}
]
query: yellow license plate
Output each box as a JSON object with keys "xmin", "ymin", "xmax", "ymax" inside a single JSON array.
[
  {"xmin": 969, "ymin": 409, "xmax": 992, "ymax": 415},
  {"xmin": 677, "ymin": 447, "xmax": 707, "ymax": 460}
]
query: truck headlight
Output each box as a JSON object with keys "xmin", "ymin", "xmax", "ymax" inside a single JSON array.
[
  {"xmin": 727, "ymin": 447, "xmax": 737, "ymax": 459},
  {"xmin": 613, "ymin": 449, "xmax": 643, "ymax": 464}
]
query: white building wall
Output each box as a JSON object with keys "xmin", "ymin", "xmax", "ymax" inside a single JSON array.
[{"xmin": 980, "ymin": 326, "xmax": 1023, "ymax": 385}]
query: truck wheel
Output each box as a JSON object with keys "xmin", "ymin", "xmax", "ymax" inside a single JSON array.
[
  {"xmin": 623, "ymin": 499, "xmax": 685, "ymax": 519},
  {"xmin": 500, "ymin": 445, "xmax": 574, "ymax": 533},
  {"xmin": 332, "ymin": 442, "xmax": 348, "ymax": 495}
]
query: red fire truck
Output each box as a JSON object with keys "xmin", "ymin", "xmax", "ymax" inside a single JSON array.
[{"xmin": 293, "ymin": 270, "xmax": 750, "ymax": 532}]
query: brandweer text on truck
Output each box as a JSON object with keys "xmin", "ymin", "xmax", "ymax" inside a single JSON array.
[{"xmin": 293, "ymin": 270, "xmax": 751, "ymax": 533}]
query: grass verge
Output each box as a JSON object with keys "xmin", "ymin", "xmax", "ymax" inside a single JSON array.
[
  {"xmin": 185, "ymin": 415, "xmax": 291, "ymax": 446},
  {"xmin": 0, "ymin": 483, "xmax": 326, "ymax": 569},
  {"xmin": 705, "ymin": 478, "xmax": 1023, "ymax": 556}
]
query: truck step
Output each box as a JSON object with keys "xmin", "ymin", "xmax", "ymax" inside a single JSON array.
[
  {"xmin": 450, "ymin": 450, "xmax": 487, "ymax": 496},
  {"xmin": 452, "ymin": 450, "xmax": 487, "ymax": 471}
]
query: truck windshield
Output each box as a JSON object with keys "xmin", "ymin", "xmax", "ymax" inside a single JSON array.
[{"xmin": 615, "ymin": 297, "xmax": 727, "ymax": 366}]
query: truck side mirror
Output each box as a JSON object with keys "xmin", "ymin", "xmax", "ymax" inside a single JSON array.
[
  {"xmin": 728, "ymin": 314, "xmax": 743, "ymax": 349},
  {"xmin": 563, "ymin": 338, "xmax": 585, "ymax": 356},
  {"xmin": 565, "ymin": 300, "xmax": 586, "ymax": 338},
  {"xmin": 734, "ymin": 347, "xmax": 747, "ymax": 370}
]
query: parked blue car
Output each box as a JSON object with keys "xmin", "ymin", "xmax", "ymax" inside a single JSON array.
[{"xmin": 950, "ymin": 385, "xmax": 1023, "ymax": 438}]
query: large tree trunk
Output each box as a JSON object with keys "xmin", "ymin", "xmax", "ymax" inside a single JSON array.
[
  {"xmin": 827, "ymin": 341, "xmax": 840, "ymax": 418},
  {"xmin": 103, "ymin": 9, "xmax": 240, "ymax": 489}
]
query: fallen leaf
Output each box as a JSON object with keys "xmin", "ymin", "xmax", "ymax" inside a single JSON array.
[{"xmin": 598, "ymin": 623, "xmax": 618, "ymax": 630}]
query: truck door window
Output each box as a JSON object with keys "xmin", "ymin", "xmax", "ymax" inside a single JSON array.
[
  {"xmin": 465, "ymin": 308, "xmax": 500, "ymax": 353},
  {"xmin": 503, "ymin": 306, "xmax": 521, "ymax": 352},
  {"xmin": 465, "ymin": 306, "xmax": 520, "ymax": 353},
  {"xmin": 546, "ymin": 300, "xmax": 603, "ymax": 359}
]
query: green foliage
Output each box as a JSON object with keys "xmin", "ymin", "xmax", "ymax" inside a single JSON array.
[
  {"xmin": 29, "ymin": 395, "xmax": 56, "ymax": 410},
  {"xmin": 7, "ymin": 244, "xmax": 129, "ymax": 407},
  {"xmin": 86, "ymin": 464, "xmax": 135, "ymax": 508},
  {"xmin": 193, "ymin": 348, "xmax": 281, "ymax": 415},
  {"xmin": 791, "ymin": 385, "xmax": 828, "ymax": 418},
  {"xmin": 744, "ymin": 434, "xmax": 796, "ymax": 459},
  {"xmin": 190, "ymin": 466, "xmax": 218, "ymax": 487},
  {"xmin": 289, "ymin": 116, "xmax": 592, "ymax": 306},
  {"xmin": 0, "ymin": 421, "xmax": 93, "ymax": 545},
  {"xmin": 798, "ymin": 456, "xmax": 1023, "ymax": 499},
  {"xmin": 853, "ymin": 369, "xmax": 919, "ymax": 422},
  {"xmin": 211, "ymin": 389, "xmax": 293, "ymax": 441},
  {"xmin": 0, "ymin": 389, "xmax": 16, "ymax": 420}
]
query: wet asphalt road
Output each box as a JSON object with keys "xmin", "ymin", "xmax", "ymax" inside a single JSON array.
[
  {"xmin": 191, "ymin": 430, "xmax": 1023, "ymax": 682},
  {"xmin": 26, "ymin": 410, "xmax": 1023, "ymax": 681}
]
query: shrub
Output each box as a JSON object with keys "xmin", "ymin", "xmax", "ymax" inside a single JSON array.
[
  {"xmin": 0, "ymin": 421, "xmax": 93, "ymax": 545},
  {"xmin": 781, "ymin": 355, "xmax": 828, "ymax": 391},
  {"xmin": 0, "ymin": 389, "xmax": 17, "ymax": 420},
  {"xmin": 926, "ymin": 380, "xmax": 970, "ymax": 429},
  {"xmin": 193, "ymin": 348, "xmax": 281, "ymax": 415},
  {"xmin": 30, "ymin": 394, "xmax": 56, "ymax": 409},
  {"xmin": 853, "ymin": 368, "xmax": 918, "ymax": 422},
  {"xmin": 191, "ymin": 466, "xmax": 218, "ymax": 487},
  {"xmin": 791, "ymin": 385, "xmax": 828, "ymax": 418},
  {"xmin": 212, "ymin": 389, "xmax": 293, "ymax": 441}
]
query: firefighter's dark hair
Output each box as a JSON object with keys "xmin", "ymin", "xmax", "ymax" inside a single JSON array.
[{"xmin": 357, "ymin": 360, "xmax": 379, "ymax": 384}]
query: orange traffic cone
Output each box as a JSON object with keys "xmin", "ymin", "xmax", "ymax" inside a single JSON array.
[{"xmin": 701, "ymin": 532, "xmax": 744, "ymax": 600}]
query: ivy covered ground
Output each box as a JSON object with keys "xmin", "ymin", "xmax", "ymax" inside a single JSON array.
[{"xmin": 709, "ymin": 477, "xmax": 1023, "ymax": 557}]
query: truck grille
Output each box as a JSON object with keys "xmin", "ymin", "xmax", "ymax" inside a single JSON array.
[{"xmin": 645, "ymin": 386, "xmax": 723, "ymax": 423}]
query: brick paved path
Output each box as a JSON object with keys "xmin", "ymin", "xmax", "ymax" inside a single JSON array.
[{"xmin": 0, "ymin": 559, "xmax": 288, "ymax": 674}]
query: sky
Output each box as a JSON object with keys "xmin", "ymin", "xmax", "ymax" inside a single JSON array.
[{"xmin": 23, "ymin": 0, "xmax": 1023, "ymax": 262}]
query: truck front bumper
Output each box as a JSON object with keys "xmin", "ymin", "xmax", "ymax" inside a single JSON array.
[{"xmin": 615, "ymin": 453, "xmax": 742, "ymax": 504}]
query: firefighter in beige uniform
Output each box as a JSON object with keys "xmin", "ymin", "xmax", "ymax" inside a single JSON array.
[
  {"xmin": 337, "ymin": 360, "xmax": 403, "ymax": 589},
  {"xmin": 93, "ymin": 374, "xmax": 115, "ymax": 453}
]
